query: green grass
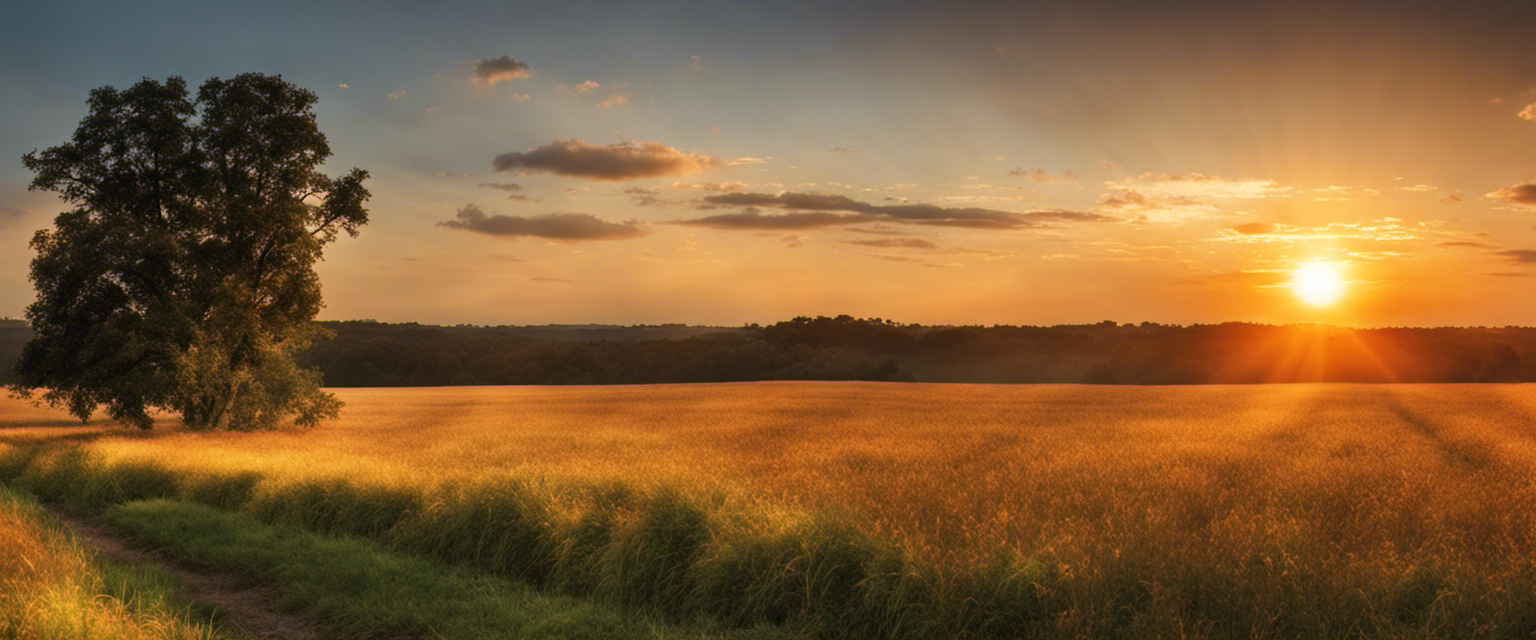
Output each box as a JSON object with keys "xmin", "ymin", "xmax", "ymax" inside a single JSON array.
[
  {"xmin": 0, "ymin": 485, "xmax": 228, "ymax": 640},
  {"xmin": 102, "ymin": 498, "xmax": 783, "ymax": 640}
]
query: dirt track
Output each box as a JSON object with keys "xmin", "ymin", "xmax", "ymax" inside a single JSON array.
[{"xmin": 46, "ymin": 507, "xmax": 326, "ymax": 640}]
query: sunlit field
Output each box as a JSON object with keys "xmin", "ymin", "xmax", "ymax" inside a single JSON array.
[{"xmin": 8, "ymin": 382, "xmax": 1536, "ymax": 638}]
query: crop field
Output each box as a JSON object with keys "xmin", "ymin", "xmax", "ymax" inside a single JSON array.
[{"xmin": 6, "ymin": 382, "xmax": 1536, "ymax": 638}]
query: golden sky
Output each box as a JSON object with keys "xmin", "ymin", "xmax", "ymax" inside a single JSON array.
[{"xmin": 2, "ymin": 1, "xmax": 1534, "ymax": 326}]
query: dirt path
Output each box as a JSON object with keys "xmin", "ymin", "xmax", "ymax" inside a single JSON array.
[{"xmin": 44, "ymin": 506, "xmax": 327, "ymax": 640}]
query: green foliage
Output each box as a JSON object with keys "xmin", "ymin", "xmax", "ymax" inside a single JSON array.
[
  {"xmin": 0, "ymin": 485, "xmax": 229, "ymax": 640},
  {"xmin": 103, "ymin": 498, "xmax": 776, "ymax": 640},
  {"xmin": 13, "ymin": 74, "xmax": 368, "ymax": 430}
]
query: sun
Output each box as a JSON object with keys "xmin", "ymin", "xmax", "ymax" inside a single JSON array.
[{"xmin": 1291, "ymin": 262, "xmax": 1347, "ymax": 307}]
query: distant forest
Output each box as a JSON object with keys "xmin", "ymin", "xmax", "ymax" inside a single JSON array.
[{"xmin": 4, "ymin": 316, "xmax": 1536, "ymax": 386}]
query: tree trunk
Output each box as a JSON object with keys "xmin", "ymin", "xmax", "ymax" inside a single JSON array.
[{"xmin": 208, "ymin": 382, "xmax": 242, "ymax": 431}]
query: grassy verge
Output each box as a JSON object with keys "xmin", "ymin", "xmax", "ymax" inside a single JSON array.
[
  {"xmin": 10, "ymin": 442, "xmax": 1536, "ymax": 639},
  {"xmin": 0, "ymin": 485, "xmax": 227, "ymax": 640},
  {"xmin": 103, "ymin": 498, "xmax": 783, "ymax": 640}
]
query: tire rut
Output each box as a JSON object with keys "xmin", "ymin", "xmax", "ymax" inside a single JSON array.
[{"xmin": 44, "ymin": 506, "xmax": 328, "ymax": 640}]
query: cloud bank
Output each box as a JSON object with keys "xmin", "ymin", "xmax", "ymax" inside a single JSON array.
[
  {"xmin": 493, "ymin": 140, "xmax": 719, "ymax": 181},
  {"xmin": 438, "ymin": 205, "xmax": 647, "ymax": 241}
]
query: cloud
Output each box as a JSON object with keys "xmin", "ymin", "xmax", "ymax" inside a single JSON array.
[
  {"xmin": 682, "ymin": 191, "xmax": 1114, "ymax": 230},
  {"xmin": 842, "ymin": 238, "xmax": 938, "ymax": 250},
  {"xmin": 1096, "ymin": 189, "xmax": 1220, "ymax": 222},
  {"xmin": 1493, "ymin": 249, "xmax": 1536, "ymax": 264},
  {"xmin": 1487, "ymin": 183, "xmax": 1536, "ymax": 206},
  {"xmin": 1212, "ymin": 219, "xmax": 1431, "ymax": 244},
  {"xmin": 479, "ymin": 182, "xmax": 524, "ymax": 192},
  {"xmin": 829, "ymin": 146, "xmax": 856, "ymax": 153},
  {"xmin": 492, "ymin": 140, "xmax": 719, "ymax": 181},
  {"xmin": 1231, "ymin": 222, "xmax": 1274, "ymax": 235},
  {"xmin": 1108, "ymin": 173, "xmax": 1292, "ymax": 199},
  {"xmin": 569, "ymin": 81, "xmax": 601, "ymax": 95},
  {"xmin": 472, "ymin": 56, "xmax": 532, "ymax": 87},
  {"xmin": 1307, "ymin": 185, "xmax": 1379, "ymax": 201},
  {"xmin": 1007, "ymin": 168, "xmax": 1076, "ymax": 184},
  {"xmin": 438, "ymin": 204, "xmax": 647, "ymax": 241},
  {"xmin": 1441, "ymin": 194, "xmax": 1463, "ymax": 203},
  {"xmin": 675, "ymin": 209, "xmax": 871, "ymax": 230},
  {"xmin": 1437, "ymin": 241, "xmax": 1495, "ymax": 249},
  {"xmin": 1520, "ymin": 103, "xmax": 1536, "ymax": 121}
]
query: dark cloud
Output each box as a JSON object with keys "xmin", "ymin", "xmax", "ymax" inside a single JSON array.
[
  {"xmin": 1493, "ymin": 249, "xmax": 1536, "ymax": 264},
  {"xmin": 1441, "ymin": 194, "xmax": 1463, "ymax": 203},
  {"xmin": 492, "ymin": 140, "xmax": 719, "ymax": 181},
  {"xmin": 1438, "ymin": 241, "xmax": 1494, "ymax": 249},
  {"xmin": 686, "ymin": 192, "xmax": 1114, "ymax": 230},
  {"xmin": 829, "ymin": 146, "xmax": 856, "ymax": 153},
  {"xmin": 438, "ymin": 204, "xmax": 647, "ymax": 241},
  {"xmin": 842, "ymin": 238, "xmax": 938, "ymax": 250},
  {"xmin": 472, "ymin": 56, "xmax": 531, "ymax": 87},
  {"xmin": 480, "ymin": 182, "xmax": 524, "ymax": 192},
  {"xmin": 675, "ymin": 209, "xmax": 871, "ymax": 230},
  {"xmin": 1231, "ymin": 222, "xmax": 1274, "ymax": 234},
  {"xmin": 1487, "ymin": 183, "xmax": 1536, "ymax": 206}
]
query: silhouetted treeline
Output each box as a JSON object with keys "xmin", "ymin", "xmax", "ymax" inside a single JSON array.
[{"xmin": 7, "ymin": 316, "xmax": 1536, "ymax": 386}]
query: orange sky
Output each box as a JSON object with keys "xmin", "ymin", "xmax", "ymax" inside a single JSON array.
[{"xmin": 2, "ymin": 1, "xmax": 1535, "ymax": 326}]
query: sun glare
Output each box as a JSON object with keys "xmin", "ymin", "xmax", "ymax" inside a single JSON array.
[{"xmin": 1291, "ymin": 262, "xmax": 1347, "ymax": 307}]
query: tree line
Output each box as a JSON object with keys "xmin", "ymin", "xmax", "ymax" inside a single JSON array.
[{"xmin": 9, "ymin": 315, "xmax": 1536, "ymax": 387}]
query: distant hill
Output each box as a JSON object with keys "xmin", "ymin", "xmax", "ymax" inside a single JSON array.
[{"xmin": 6, "ymin": 316, "xmax": 1536, "ymax": 387}]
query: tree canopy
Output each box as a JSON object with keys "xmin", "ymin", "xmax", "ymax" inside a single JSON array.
[{"xmin": 13, "ymin": 74, "xmax": 370, "ymax": 430}]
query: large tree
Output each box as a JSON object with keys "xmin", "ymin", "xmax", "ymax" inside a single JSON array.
[{"xmin": 13, "ymin": 74, "xmax": 370, "ymax": 430}]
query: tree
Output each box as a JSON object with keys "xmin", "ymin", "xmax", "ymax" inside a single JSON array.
[{"xmin": 12, "ymin": 74, "xmax": 370, "ymax": 430}]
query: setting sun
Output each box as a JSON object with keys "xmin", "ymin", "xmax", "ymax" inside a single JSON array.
[{"xmin": 1292, "ymin": 262, "xmax": 1347, "ymax": 307}]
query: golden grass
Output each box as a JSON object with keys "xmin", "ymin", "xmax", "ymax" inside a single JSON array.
[
  {"xmin": 14, "ymin": 383, "xmax": 1536, "ymax": 562},
  {"xmin": 10, "ymin": 381, "xmax": 1536, "ymax": 637},
  {"xmin": 0, "ymin": 489, "xmax": 220, "ymax": 639}
]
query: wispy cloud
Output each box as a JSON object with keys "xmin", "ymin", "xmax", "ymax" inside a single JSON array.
[
  {"xmin": 1212, "ymin": 219, "xmax": 1445, "ymax": 244},
  {"xmin": 1108, "ymin": 173, "xmax": 1292, "ymax": 199},
  {"xmin": 1007, "ymin": 167, "xmax": 1076, "ymax": 184},
  {"xmin": 1520, "ymin": 103, "xmax": 1536, "ymax": 121},
  {"xmin": 1306, "ymin": 185, "xmax": 1379, "ymax": 201},
  {"xmin": 1493, "ymin": 249, "xmax": 1536, "ymax": 264},
  {"xmin": 1096, "ymin": 189, "xmax": 1221, "ymax": 222},
  {"xmin": 492, "ymin": 140, "xmax": 719, "ymax": 181},
  {"xmin": 438, "ymin": 204, "xmax": 647, "ymax": 241},
  {"xmin": 841, "ymin": 238, "xmax": 938, "ymax": 250},
  {"xmin": 679, "ymin": 192, "xmax": 1114, "ymax": 230},
  {"xmin": 471, "ymin": 56, "xmax": 532, "ymax": 87}
]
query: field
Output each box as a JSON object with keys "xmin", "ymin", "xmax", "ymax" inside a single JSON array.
[{"xmin": 6, "ymin": 382, "xmax": 1536, "ymax": 638}]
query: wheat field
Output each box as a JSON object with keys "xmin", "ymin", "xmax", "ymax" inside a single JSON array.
[{"xmin": 8, "ymin": 382, "xmax": 1536, "ymax": 638}]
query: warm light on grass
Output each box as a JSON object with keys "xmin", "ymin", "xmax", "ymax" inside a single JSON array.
[
  {"xmin": 11, "ymin": 383, "xmax": 1536, "ymax": 638},
  {"xmin": 1292, "ymin": 261, "xmax": 1347, "ymax": 306}
]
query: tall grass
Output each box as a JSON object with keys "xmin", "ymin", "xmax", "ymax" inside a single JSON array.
[
  {"xmin": 9, "ymin": 382, "xmax": 1536, "ymax": 638},
  {"xmin": 0, "ymin": 485, "xmax": 225, "ymax": 640}
]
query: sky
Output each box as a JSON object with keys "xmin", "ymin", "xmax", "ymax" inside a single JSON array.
[{"xmin": 2, "ymin": 0, "xmax": 1535, "ymax": 327}]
